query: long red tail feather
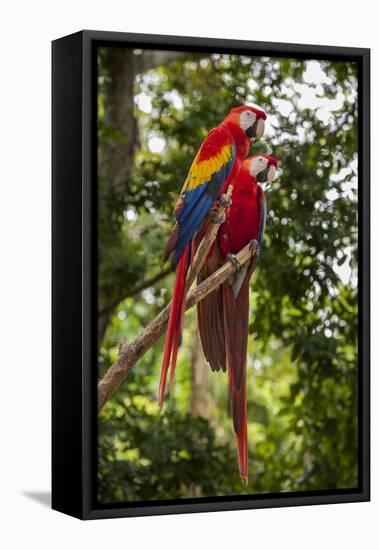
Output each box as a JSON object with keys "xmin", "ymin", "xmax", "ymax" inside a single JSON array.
[
  {"xmin": 158, "ymin": 244, "xmax": 190, "ymax": 409},
  {"xmin": 169, "ymin": 286, "xmax": 187, "ymax": 394},
  {"xmin": 235, "ymin": 386, "xmax": 248, "ymax": 484},
  {"xmin": 223, "ymin": 278, "xmax": 250, "ymax": 482}
]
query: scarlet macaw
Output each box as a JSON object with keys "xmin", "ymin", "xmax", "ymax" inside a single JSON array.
[
  {"xmin": 197, "ymin": 155, "xmax": 278, "ymax": 482},
  {"xmin": 159, "ymin": 106, "xmax": 267, "ymax": 409}
]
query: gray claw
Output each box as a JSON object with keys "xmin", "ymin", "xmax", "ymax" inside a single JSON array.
[
  {"xmin": 226, "ymin": 253, "xmax": 241, "ymax": 270},
  {"xmin": 210, "ymin": 207, "xmax": 226, "ymax": 225},
  {"xmin": 249, "ymin": 240, "xmax": 260, "ymax": 255},
  {"xmin": 219, "ymin": 194, "xmax": 231, "ymax": 208},
  {"xmin": 261, "ymin": 183, "xmax": 272, "ymax": 192}
]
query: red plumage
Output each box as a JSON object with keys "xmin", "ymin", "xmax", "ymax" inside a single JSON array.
[
  {"xmin": 159, "ymin": 107, "xmax": 267, "ymax": 410},
  {"xmin": 158, "ymin": 244, "xmax": 189, "ymax": 410},
  {"xmin": 219, "ymin": 166, "xmax": 262, "ymax": 258},
  {"xmin": 198, "ymin": 155, "xmax": 276, "ymax": 482}
]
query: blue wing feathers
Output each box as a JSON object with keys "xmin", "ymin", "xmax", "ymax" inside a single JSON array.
[
  {"xmin": 225, "ymin": 147, "xmax": 235, "ymax": 178},
  {"xmin": 173, "ymin": 196, "xmax": 213, "ymax": 266},
  {"xmin": 177, "ymin": 184, "xmax": 208, "ymax": 224},
  {"xmin": 258, "ymin": 195, "xmax": 266, "ymax": 248},
  {"xmin": 170, "ymin": 143, "xmax": 236, "ymax": 268}
]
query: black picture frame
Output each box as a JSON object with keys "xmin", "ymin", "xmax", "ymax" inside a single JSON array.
[{"xmin": 52, "ymin": 30, "xmax": 370, "ymax": 520}]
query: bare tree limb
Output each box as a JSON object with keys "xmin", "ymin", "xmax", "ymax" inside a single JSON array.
[
  {"xmin": 98, "ymin": 188, "xmax": 231, "ymax": 323},
  {"xmin": 98, "ymin": 267, "xmax": 171, "ymax": 318},
  {"xmin": 186, "ymin": 186, "xmax": 233, "ymax": 290},
  {"xmin": 97, "ymin": 240, "xmax": 255, "ymax": 411}
]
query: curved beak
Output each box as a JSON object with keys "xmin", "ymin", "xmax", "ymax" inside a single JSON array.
[
  {"xmin": 246, "ymin": 117, "xmax": 265, "ymax": 140},
  {"xmin": 257, "ymin": 164, "xmax": 276, "ymax": 188},
  {"xmin": 267, "ymin": 164, "xmax": 276, "ymax": 184}
]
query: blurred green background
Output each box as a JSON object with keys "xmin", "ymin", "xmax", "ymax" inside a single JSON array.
[{"xmin": 97, "ymin": 47, "xmax": 358, "ymax": 503}]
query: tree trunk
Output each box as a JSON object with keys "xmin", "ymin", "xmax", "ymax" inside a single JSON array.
[{"xmin": 101, "ymin": 48, "xmax": 137, "ymax": 185}]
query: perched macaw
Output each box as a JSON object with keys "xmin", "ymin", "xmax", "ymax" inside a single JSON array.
[
  {"xmin": 159, "ymin": 106, "xmax": 267, "ymax": 409},
  {"xmin": 197, "ymin": 155, "xmax": 278, "ymax": 482}
]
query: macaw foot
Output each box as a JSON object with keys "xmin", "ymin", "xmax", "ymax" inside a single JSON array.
[
  {"xmin": 249, "ymin": 239, "xmax": 260, "ymax": 256},
  {"xmin": 210, "ymin": 206, "xmax": 226, "ymax": 225},
  {"xmin": 219, "ymin": 193, "xmax": 232, "ymax": 208},
  {"xmin": 226, "ymin": 253, "xmax": 241, "ymax": 271},
  {"xmin": 261, "ymin": 182, "xmax": 272, "ymax": 192}
]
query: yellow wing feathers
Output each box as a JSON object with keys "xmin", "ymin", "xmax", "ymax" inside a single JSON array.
[{"xmin": 182, "ymin": 144, "xmax": 233, "ymax": 192}]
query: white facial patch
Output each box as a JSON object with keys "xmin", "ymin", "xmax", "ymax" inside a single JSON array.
[
  {"xmin": 239, "ymin": 110, "xmax": 256, "ymax": 131},
  {"xmin": 250, "ymin": 156, "xmax": 268, "ymax": 177}
]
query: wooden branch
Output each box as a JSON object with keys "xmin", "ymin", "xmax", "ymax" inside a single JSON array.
[
  {"xmin": 186, "ymin": 186, "xmax": 233, "ymax": 290},
  {"xmin": 98, "ymin": 267, "xmax": 171, "ymax": 318},
  {"xmin": 97, "ymin": 240, "xmax": 255, "ymax": 411}
]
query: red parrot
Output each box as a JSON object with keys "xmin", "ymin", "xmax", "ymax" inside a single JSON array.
[
  {"xmin": 197, "ymin": 154, "xmax": 278, "ymax": 482},
  {"xmin": 159, "ymin": 106, "xmax": 267, "ymax": 410}
]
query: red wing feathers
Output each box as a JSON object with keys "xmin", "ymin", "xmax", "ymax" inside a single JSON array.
[{"xmin": 197, "ymin": 244, "xmax": 226, "ymax": 372}]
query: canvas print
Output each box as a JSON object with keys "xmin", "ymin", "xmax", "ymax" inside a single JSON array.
[{"xmin": 96, "ymin": 47, "xmax": 358, "ymax": 504}]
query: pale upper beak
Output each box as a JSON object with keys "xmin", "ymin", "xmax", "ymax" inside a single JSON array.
[
  {"xmin": 267, "ymin": 164, "xmax": 276, "ymax": 184},
  {"xmin": 254, "ymin": 118, "xmax": 265, "ymax": 139},
  {"xmin": 256, "ymin": 163, "xmax": 276, "ymax": 184}
]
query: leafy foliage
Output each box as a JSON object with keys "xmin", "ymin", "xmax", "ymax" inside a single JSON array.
[{"xmin": 97, "ymin": 50, "xmax": 358, "ymax": 503}]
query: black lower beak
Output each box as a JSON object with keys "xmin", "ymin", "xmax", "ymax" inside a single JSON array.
[
  {"xmin": 245, "ymin": 120, "xmax": 258, "ymax": 139},
  {"xmin": 256, "ymin": 166, "xmax": 269, "ymax": 183}
]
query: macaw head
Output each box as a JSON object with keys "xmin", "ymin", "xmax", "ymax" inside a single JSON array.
[
  {"xmin": 246, "ymin": 154, "xmax": 278, "ymax": 187},
  {"xmin": 225, "ymin": 105, "xmax": 267, "ymax": 141}
]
